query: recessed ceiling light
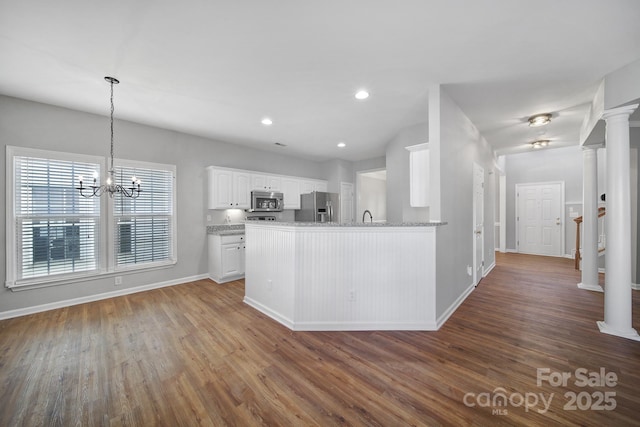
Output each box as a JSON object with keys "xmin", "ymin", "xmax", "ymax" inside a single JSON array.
[
  {"xmin": 261, "ymin": 118, "xmax": 273, "ymax": 126},
  {"xmin": 355, "ymin": 90, "xmax": 369, "ymax": 100},
  {"xmin": 528, "ymin": 113, "xmax": 552, "ymax": 127},
  {"xmin": 337, "ymin": 142, "xmax": 346, "ymax": 148},
  {"xmin": 531, "ymin": 140, "xmax": 550, "ymax": 149}
]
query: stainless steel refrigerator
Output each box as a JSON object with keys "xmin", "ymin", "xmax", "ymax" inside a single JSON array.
[{"xmin": 295, "ymin": 191, "xmax": 340, "ymax": 223}]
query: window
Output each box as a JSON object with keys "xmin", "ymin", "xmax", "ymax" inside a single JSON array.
[
  {"xmin": 112, "ymin": 161, "xmax": 176, "ymax": 270},
  {"xmin": 6, "ymin": 147, "xmax": 176, "ymax": 289}
]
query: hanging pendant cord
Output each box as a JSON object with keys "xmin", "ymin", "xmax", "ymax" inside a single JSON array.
[{"xmin": 109, "ymin": 79, "xmax": 115, "ymax": 172}]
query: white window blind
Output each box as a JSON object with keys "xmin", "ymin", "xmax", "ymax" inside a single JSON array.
[
  {"xmin": 13, "ymin": 155, "xmax": 101, "ymax": 281},
  {"xmin": 113, "ymin": 164, "xmax": 175, "ymax": 268}
]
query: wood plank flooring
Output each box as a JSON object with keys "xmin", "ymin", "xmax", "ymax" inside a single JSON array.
[{"xmin": 1, "ymin": 253, "xmax": 639, "ymax": 426}]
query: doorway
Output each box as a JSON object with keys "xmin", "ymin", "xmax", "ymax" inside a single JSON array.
[
  {"xmin": 473, "ymin": 163, "xmax": 484, "ymax": 286},
  {"xmin": 356, "ymin": 169, "xmax": 387, "ymax": 223},
  {"xmin": 516, "ymin": 182, "xmax": 564, "ymax": 257}
]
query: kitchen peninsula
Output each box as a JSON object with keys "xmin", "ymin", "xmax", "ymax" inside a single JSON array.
[{"xmin": 244, "ymin": 221, "xmax": 446, "ymax": 331}]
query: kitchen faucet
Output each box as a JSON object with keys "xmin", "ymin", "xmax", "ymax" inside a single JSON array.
[{"xmin": 362, "ymin": 209, "xmax": 373, "ymax": 223}]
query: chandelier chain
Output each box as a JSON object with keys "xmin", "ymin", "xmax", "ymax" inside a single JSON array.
[{"xmin": 109, "ymin": 79, "xmax": 115, "ymax": 172}]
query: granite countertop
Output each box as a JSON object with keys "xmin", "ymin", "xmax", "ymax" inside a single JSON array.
[
  {"xmin": 243, "ymin": 221, "xmax": 447, "ymax": 227},
  {"xmin": 206, "ymin": 224, "xmax": 245, "ymax": 235}
]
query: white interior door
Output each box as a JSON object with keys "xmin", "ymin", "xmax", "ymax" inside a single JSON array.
[
  {"xmin": 473, "ymin": 163, "xmax": 484, "ymax": 286},
  {"xmin": 517, "ymin": 182, "xmax": 563, "ymax": 256},
  {"xmin": 340, "ymin": 182, "xmax": 354, "ymax": 224}
]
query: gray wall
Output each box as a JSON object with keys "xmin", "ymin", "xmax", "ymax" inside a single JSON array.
[
  {"xmin": 432, "ymin": 86, "xmax": 496, "ymax": 319},
  {"xmin": 504, "ymin": 145, "xmax": 583, "ymax": 255},
  {"xmin": 0, "ymin": 95, "xmax": 327, "ymax": 313},
  {"xmin": 385, "ymin": 122, "xmax": 429, "ymax": 223}
]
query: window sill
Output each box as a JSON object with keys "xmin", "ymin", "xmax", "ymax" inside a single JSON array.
[{"xmin": 6, "ymin": 259, "xmax": 177, "ymax": 292}]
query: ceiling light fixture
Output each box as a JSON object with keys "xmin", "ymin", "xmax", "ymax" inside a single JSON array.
[
  {"xmin": 77, "ymin": 77, "xmax": 141, "ymax": 198},
  {"xmin": 337, "ymin": 142, "xmax": 346, "ymax": 148},
  {"xmin": 355, "ymin": 90, "xmax": 369, "ymax": 100},
  {"xmin": 528, "ymin": 113, "xmax": 552, "ymax": 127},
  {"xmin": 531, "ymin": 140, "xmax": 550, "ymax": 149},
  {"xmin": 261, "ymin": 118, "xmax": 273, "ymax": 125}
]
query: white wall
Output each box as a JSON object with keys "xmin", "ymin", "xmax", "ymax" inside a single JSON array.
[
  {"xmin": 431, "ymin": 86, "xmax": 496, "ymax": 319},
  {"xmin": 0, "ymin": 95, "xmax": 327, "ymax": 314},
  {"xmin": 504, "ymin": 146, "xmax": 583, "ymax": 255},
  {"xmin": 358, "ymin": 175, "xmax": 386, "ymax": 222}
]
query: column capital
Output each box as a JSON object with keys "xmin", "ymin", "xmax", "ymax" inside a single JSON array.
[{"xmin": 602, "ymin": 104, "xmax": 638, "ymax": 121}]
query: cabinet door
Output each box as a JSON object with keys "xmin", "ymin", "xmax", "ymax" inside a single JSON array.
[
  {"xmin": 221, "ymin": 243, "xmax": 242, "ymax": 277},
  {"xmin": 209, "ymin": 168, "xmax": 234, "ymax": 209},
  {"xmin": 315, "ymin": 181, "xmax": 328, "ymax": 192},
  {"xmin": 239, "ymin": 243, "xmax": 246, "ymax": 275},
  {"xmin": 408, "ymin": 144, "xmax": 429, "ymax": 207},
  {"xmin": 234, "ymin": 172, "xmax": 251, "ymax": 209},
  {"xmin": 265, "ymin": 176, "xmax": 281, "ymax": 191},
  {"xmin": 282, "ymin": 178, "xmax": 301, "ymax": 209},
  {"xmin": 251, "ymin": 174, "xmax": 267, "ymax": 191},
  {"xmin": 300, "ymin": 180, "xmax": 316, "ymax": 194}
]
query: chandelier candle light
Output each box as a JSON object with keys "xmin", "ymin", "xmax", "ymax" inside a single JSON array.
[{"xmin": 77, "ymin": 76, "xmax": 142, "ymax": 198}]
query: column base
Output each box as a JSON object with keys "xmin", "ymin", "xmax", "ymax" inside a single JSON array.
[
  {"xmin": 597, "ymin": 321, "xmax": 640, "ymax": 341},
  {"xmin": 577, "ymin": 283, "xmax": 604, "ymax": 292}
]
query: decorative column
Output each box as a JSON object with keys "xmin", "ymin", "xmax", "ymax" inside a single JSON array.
[
  {"xmin": 578, "ymin": 146, "xmax": 603, "ymax": 292},
  {"xmin": 598, "ymin": 104, "xmax": 640, "ymax": 341}
]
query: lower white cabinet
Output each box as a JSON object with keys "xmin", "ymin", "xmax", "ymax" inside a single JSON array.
[{"xmin": 209, "ymin": 233, "xmax": 245, "ymax": 283}]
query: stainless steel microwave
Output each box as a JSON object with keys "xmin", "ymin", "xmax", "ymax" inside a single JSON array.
[{"xmin": 250, "ymin": 190, "xmax": 284, "ymax": 212}]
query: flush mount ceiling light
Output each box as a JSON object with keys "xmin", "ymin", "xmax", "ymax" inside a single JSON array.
[
  {"xmin": 337, "ymin": 142, "xmax": 346, "ymax": 148},
  {"xmin": 77, "ymin": 77, "xmax": 141, "ymax": 198},
  {"xmin": 531, "ymin": 140, "xmax": 550, "ymax": 149},
  {"xmin": 528, "ymin": 113, "xmax": 552, "ymax": 127},
  {"xmin": 261, "ymin": 118, "xmax": 273, "ymax": 125},
  {"xmin": 355, "ymin": 90, "xmax": 369, "ymax": 100}
]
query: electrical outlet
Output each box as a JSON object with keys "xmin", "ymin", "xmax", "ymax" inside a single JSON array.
[
  {"xmin": 466, "ymin": 265, "xmax": 472, "ymax": 276},
  {"xmin": 348, "ymin": 289, "xmax": 356, "ymax": 301},
  {"xmin": 114, "ymin": 276, "xmax": 122, "ymax": 286},
  {"xmin": 267, "ymin": 279, "xmax": 273, "ymax": 290},
  {"xmin": 206, "ymin": 214, "xmax": 212, "ymax": 222}
]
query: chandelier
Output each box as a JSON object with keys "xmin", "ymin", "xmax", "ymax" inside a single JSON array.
[{"xmin": 77, "ymin": 76, "xmax": 142, "ymax": 198}]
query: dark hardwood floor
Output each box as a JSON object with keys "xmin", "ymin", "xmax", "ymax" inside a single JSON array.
[{"xmin": 1, "ymin": 253, "xmax": 639, "ymax": 426}]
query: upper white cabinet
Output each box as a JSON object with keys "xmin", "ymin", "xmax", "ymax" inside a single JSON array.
[
  {"xmin": 207, "ymin": 166, "xmax": 327, "ymax": 210},
  {"xmin": 207, "ymin": 167, "xmax": 251, "ymax": 209},
  {"xmin": 301, "ymin": 180, "xmax": 327, "ymax": 194},
  {"xmin": 251, "ymin": 174, "xmax": 281, "ymax": 191},
  {"xmin": 406, "ymin": 143, "xmax": 429, "ymax": 207},
  {"xmin": 282, "ymin": 178, "xmax": 301, "ymax": 209}
]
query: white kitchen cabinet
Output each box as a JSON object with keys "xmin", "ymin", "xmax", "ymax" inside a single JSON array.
[
  {"xmin": 315, "ymin": 181, "xmax": 328, "ymax": 192},
  {"xmin": 300, "ymin": 179, "xmax": 327, "ymax": 194},
  {"xmin": 282, "ymin": 178, "xmax": 301, "ymax": 209},
  {"xmin": 207, "ymin": 167, "xmax": 251, "ymax": 209},
  {"xmin": 406, "ymin": 143, "xmax": 429, "ymax": 207},
  {"xmin": 207, "ymin": 165, "xmax": 328, "ymax": 210},
  {"xmin": 209, "ymin": 233, "xmax": 245, "ymax": 283},
  {"xmin": 251, "ymin": 174, "xmax": 281, "ymax": 191}
]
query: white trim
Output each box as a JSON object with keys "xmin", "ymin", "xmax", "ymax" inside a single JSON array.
[
  {"xmin": 243, "ymin": 296, "xmax": 295, "ymax": 329},
  {"xmin": 0, "ymin": 274, "xmax": 208, "ymax": 320},
  {"xmin": 632, "ymin": 283, "xmax": 639, "ymax": 291},
  {"xmin": 483, "ymin": 260, "xmax": 496, "ymax": 277},
  {"xmin": 436, "ymin": 281, "xmax": 475, "ymax": 329}
]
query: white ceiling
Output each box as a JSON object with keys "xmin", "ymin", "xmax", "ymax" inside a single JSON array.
[{"xmin": 1, "ymin": 0, "xmax": 639, "ymax": 161}]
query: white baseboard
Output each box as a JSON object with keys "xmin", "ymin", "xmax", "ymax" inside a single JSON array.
[
  {"xmin": 598, "ymin": 268, "xmax": 606, "ymax": 273},
  {"xmin": 243, "ymin": 296, "xmax": 295, "ymax": 329},
  {"xmin": 505, "ymin": 248, "xmax": 518, "ymax": 253},
  {"xmin": 483, "ymin": 261, "xmax": 496, "ymax": 277},
  {"xmin": 0, "ymin": 274, "xmax": 209, "ymax": 320},
  {"xmin": 435, "ymin": 281, "xmax": 475, "ymax": 330},
  {"xmin": 633, "ymin": 283, "xmax": 640, "ymax": 291}
]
